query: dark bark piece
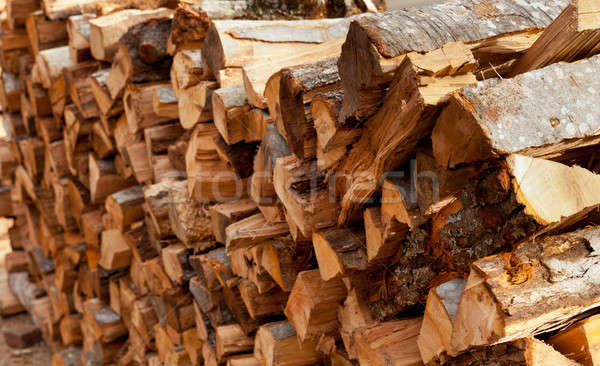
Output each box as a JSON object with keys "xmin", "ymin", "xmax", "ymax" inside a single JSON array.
[{"xmin": 2, "ymin": 323, "xmax": 42, "ymax": 349}]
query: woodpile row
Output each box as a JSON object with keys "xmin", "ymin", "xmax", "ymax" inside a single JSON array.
[{"xmin": 2, "ymin": 0, "xmax": 600, "ymax": 365}]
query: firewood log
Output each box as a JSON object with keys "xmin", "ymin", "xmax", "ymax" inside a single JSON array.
[
  {"xmin": 64, "ymin": 60, "xmax": 102, "ymax": 119},
  {"xmin": 215, "ymin": 324, "xmax": 254, "ymax": 363},
  {"xmin": 284, "ymin": 269, "xmax": 347, "ymax": 341},
  {"xmin": 0, "ymin": 29, "xmax": 30, "ymax": 74},
  {"xmin": 89, "ymin": 8, "xmax": 173, "ymax": 61},
  {"xmin": 7, "ymin": 0, "xmax": 41, "ymax": 28},
  {"xmin": 152, "ymin": 85, "xmax": 178, "ymax": 119},
  {"xmin": 313, "ymin": 227, "xmax": 368, "ymax": 281},
  {"xmin": 451, "ymin": 225, "xmax": 600, "ymax": 355},
  {"xmin": 510, "ymin": 0, "xmax": 600, "ymax": 76},
  {"xmin": 42, "ymin": 0, "xmax": 102, "ymax": 20},
  {"xmin": 273, "ymin": 155, "xmax": 339, "ymax": 237},
  {"xmin": 123, "ymin": 82, "xmax": 174, "ymax": 133},
  {"xmin": 417, "ymin": 278, "xmax": 466, "ymax": 365},
  {"xmin": 202, "ymin": 18, "xmax": 357, "ymax": 79},
  {"xmin": 337, "ymin": 0, "xmax": 566, "ymax": 122},
  {"xmin": 170, "ymin": 49, "xmax": 203, "ymax": 97},
  {"xmin": 66, "ymin": 14, "xmax": 96, "ymax": 62},
  {"xmin": 225, "ymin": 213, "xmax": 288, "ymax": 252},
  {"xmin": 106, "ymin": 17, "xmax": 173, "ymax": 100},
  {"xmin": 336, "ymin": 43, "xmax": 477, "ymax": 224},
  {"xmin": 433, "ymin": 54, "xmax": 600, "ymax": 168},
  {"xmin": 243, "ymin": 38, "xmax": 343, "ymax": 109},
  {"xmin": 89, "ymin": 153, "xmax": 132, "ymax": 203},
  {"xmin": 0, "ymin": 69, "xmax": 22, "ymax": 112},
  {"xmin": 363, "ymin": 207, "xmax": 408, "ymax": 263},
  {"xmin": 25, "ymin": 10, "xmax": 68, "ymax": 56},
  {"xmin": 209, "ymin": 199, "xmax": 258, "ymax": 244},
  {"xmin": 272, "ymin": 58, "xmax": 339, "ymax": 159},
  {"xmin": 548, "ymin": 313, "xmax": 600, "ymax": 366},
  {"xmin": 254, "ymin": 320, "xmax": 322, "ymax": 366},
  {"xmin": 440, "ymin": 337, "xmax": 579, "ymax": 366},
  {"xmin": 212, "ymin": 84, "xmax": 250, "ymax": 145}
]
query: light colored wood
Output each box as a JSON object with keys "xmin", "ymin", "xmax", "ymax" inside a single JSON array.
[
  {"xmin": 549, "ymin": 313, "xmax": 600, "ymax": 366},
  {"xmin": 100, "ymin": 229, "xmax": 132, "ymax": 270},
  {"xmin": 254, "ymin": 320, "xmax": 322, "ymax": 366},
  {"xmin": 451, "ymin": 225, "xmax": 600, "ymax": 355},
  {"xmin": 216, "ymin": 324, "xmax": 254, "ymax": 362},
  {"xmin": 336, "ymin": 44, "xmax": 477, "ymax": 225},
  {"xmin": 417, "ymin": 278, "xmax": 466, "ymax": 364},
  {"xmin": 353, "ymin": 318, "xmax": 423, "ymax": 366},
  {"xmin": 508, "ymin": 154, "xmax": 600, "ymax": 225},
  {"xmin": 312, "ymin": 227, "xmax": 367, "ymax": 281},
  {"xmin": 225, "ymin": 213, "xmax": 288, "ymax": 252},
  {"xmin": 89, "ymin": 8, "xmax": 173, "ymax": 61},
  {"xmin": 433, "ymin": 54, "xmax": 600, "ymax": 168},
  {"xmin": 284, "ymin": 269, "xmax": 347, "ymax": 342},
  {"xmin": 209, "ymin": 199, "xmax": 258, "ymax": 244},
  {"xmin": 510, "ymin": 0, "xmax": 600, "ymax": 76}
]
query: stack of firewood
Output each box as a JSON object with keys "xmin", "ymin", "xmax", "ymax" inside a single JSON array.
[{"xmin": 2, "ymin": 0, "xmax": 600, "ymax": 365}]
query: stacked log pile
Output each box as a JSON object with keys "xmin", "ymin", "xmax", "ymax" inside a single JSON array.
[{"xmin": 2, "ymin": 0, "xmax": 600, "ymax": 365}]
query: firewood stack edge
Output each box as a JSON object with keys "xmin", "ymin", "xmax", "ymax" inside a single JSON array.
[{"xmin": 2, "ymin": 0, "xmax": 600, "ymax": 365}]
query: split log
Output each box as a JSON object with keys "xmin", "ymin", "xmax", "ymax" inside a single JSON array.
[
  {"xmin": 25, "ymin": 10, "xmax": 68, "ymax": 56},
  {"xmin": 216, "ymin": 324, "xmax": 254, "ymax": 363},
  {"xmin": 337, "ymin": 0, "xmax": 566, "ymax": 122},
  {"xmin": 66, "ymin": 14, "xmax": 96, "ymax": 63},
  {"xmin": 124, "ymin": 83, "xmax": 174, "ymax": 133},
  {"xmin": 284, "ymin": 269, "xmax": 347, "ymax": 341},
  {"xmin": 106, "ymin": 17, "xmax": 173, "ymax": 100},
  {"xmin": 153, "ymin": 86, "xmax": 178, "ymax": 119},
  {"xmin": 418, "ymin": 278, "xmax": 466, "ymax": 365},
  {"xmin": 105, "ymin": 185, "xmax": 144, "ymax": 231},
  {"xmin": 89, "ymin": 8, "xmax": 173, "ymax": 61},
  {"xmin": 202, "ymin": 18, "xmax": 356, "ymax": 79},
  {"xmin": 0, "ymin": 70, "xmax": 22, "ymax": 113},
  {"xmin": 7, "ymin": 0, "xmax": 41, "ymax": 28},
  {"xmin": 254, "ymin": 320, "xmax": 322, "ymax": 366},
  {"xmin": 432, "ymin": 54, "xmax": 600, "ymax": 168},
  {"xmin": 89, "ymin": 69, "xmax": 123, "ymax": 117},
  {"xmin": 430, "ymin": 337, "xmax": 578, "ymax": 366},
  {"xmin": 510, "ymin": 0, "xmax": 600, "ymax": 76},
  {"xmin": 312, "ymin": 227, "xmax": 368, "ymax": 280},
  {"xmin": 451, "ymin": 225, "xmax": 600, "ymax": 354},
  {"xmin": 170, "ymin": 49, "xmax": 204, "ymax": 97},
  {"xmin": 43, "ymin": 0, "xmax": 101, "ymax": 20},
  {"xmin": 352, "ymin": 318, "xmax": 423, "ymax": 366},
  {"xmin": 64, "ymin": 60, "xmax": 102, "ymax": 119},
  {"xmin": 225, "ymin": 213, "xmax": 289, "ymax": 252},
  {"xmin": 178, "ymin": 80, "xmax": 217, "ymax": 129},
  {"xmin": 168, "ymin": 179, "xmax": 215, "ymax": 250},
  {"xmin": 274, "ymin": 57, "xmax": 339, "ymax": 159},
  {"xmin": 89, "ymin": 153, "xmax": 131, "ymax": 203},
  {"xmin": 335, "ymin": 44, "xmax": 477, "ymax": 224},
  {"xmin": 243, "ymin": 38, "xmax": 343, "ymax": 109},
  {"xmin": 363, "ymin": 207, "xmax": 408, "ymax": 263},
  {"xmin": 212, "ymin": 85, "xmax": 250, "ymax": 145},
  {"xmin": 548, "ymin": 313, "xmax": 600, "ymax": 366},
  {"xmin": 273, "ymin": 155, "xmax": 339, "ymax": 237},
  {"xmin": 209, "ymin": 199, "xmax": 258, "ymax": 244}
]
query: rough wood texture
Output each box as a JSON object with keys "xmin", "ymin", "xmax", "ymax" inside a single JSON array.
[
  {"xmin": 452, "ymin": 225, "xmax": 600, "ymax": 355},
  {"xmin": 510, "ymin": 0, "xmax": 600, "ymax": 76},
  {"xmin": 433, "ymin": 54, "xmax": 600, "ymax": 168},
  {"xmin": 89, "ymin": 8, "xmax": 173, "ymax": 61},
  {"xmin": 337, "ymin": 0, "xmax": 566, "ymax": 122},
  {"xmin": 335, "ymin": 44, "xmax": 476, "ymax": 224}
]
